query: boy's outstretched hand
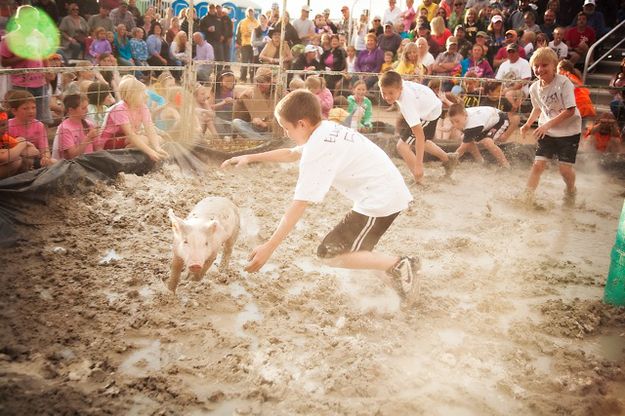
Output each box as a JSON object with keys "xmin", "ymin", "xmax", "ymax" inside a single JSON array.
[
  {"xmin": 245, "ymin": 242, "xmax": 274, "ymax": 272},
  {"xmin": 221, "ymin": 155, "xmax": 251, "ymax": 168}
]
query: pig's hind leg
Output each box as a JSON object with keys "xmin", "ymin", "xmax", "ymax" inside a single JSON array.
[{"xmin": 219, "ymin": 227, "xmax": 239, "ymax": 271}]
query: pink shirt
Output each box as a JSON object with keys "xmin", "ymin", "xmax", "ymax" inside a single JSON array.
[
  {"xmin": 8, "ymin": 118, "xmax": 47, "ymax": 151},
  {"xmin": 99, "ymin": 101, "xmax": 153, "ymax": 147},
  {"xmin": 0, "ymin": 38, "xmax": 46, "ymax": 88},
  {"xmin": 316, "ymin": 88, "xmax": 334, "ymax": 119},
  {"xmin": 57, "ymin": 118, "xmax": 95, "ymax": 159}
]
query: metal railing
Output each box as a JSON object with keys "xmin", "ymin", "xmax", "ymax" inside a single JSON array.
[{"xmin": 583, "ymin": 19, "xmax": 625, "ymax": 84}]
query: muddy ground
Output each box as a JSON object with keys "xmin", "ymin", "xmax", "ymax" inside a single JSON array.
[{"xmin": 1, "ymin": 152, "xmax": 624, "ymax": 415}]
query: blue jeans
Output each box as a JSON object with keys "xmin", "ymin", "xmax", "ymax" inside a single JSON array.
[{"xmin": 232, "ymin": 119, "xmax": 271, "ymax": 140}]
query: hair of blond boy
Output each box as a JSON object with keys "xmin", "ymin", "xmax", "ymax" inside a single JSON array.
[
  {"xmin": 274, "ymin": 89, "xmax": 322, "ymax": 126},
  {"xmin": 119, "ymin": 75, "xmax": 146, "ymax": 106},
  {"xmin": 6, "ymin": 89, "xmax": 35, "ymax": 110},
  {"xmin": 289, "ymin": 76, "xmax": 305, "ymax": 90},
  {"xmin": 448, "ymin": 102, "xmax": 467, "ymax": 118},
  {"xmin": 378, "ymin": 70, "xmax": 403, "ymax": 88},
  {"xmin": 529, "ymin": 47, "xmax": 558, "ymax": 67}
]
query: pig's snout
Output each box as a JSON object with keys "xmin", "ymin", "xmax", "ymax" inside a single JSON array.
[{"xmin": 188, "ymin": 264, "xmax": 202, "ymax": 273}]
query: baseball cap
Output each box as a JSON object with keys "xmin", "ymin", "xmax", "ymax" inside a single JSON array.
[
  {"xmin": 418, "ymin": 21, "xmax": 431, "ymax": 30},
  {"xmin": 505, "ymin": 29, "xmax": 517, "ymax": 37},
  {"xmin": 302, "ymin": 5, "xmax": 311, "ymax": 12},
  {"xmin": 119, "ymin": 1, "xmax": 129, "ymax": 6},
  {"xmin": 304, "ymin": 44, "xmax": 317, "ymax": 53},
  {"xmin": 373, "ymin": 15, "xmax": 382, "ymax": 21},
  {"xmin": 491, "ymin": 15, "xmax": 503, "ymax": 24},
  {"xmin": 476, "ymin": 31, "xmax": 488, "ymax": 38},
  {"xmin": 506, "ymin": 43, "xmax": 519, "ymax": 52},
  {"xmin": 583, "ymin": 0, "xmax": 596, "ymax": 6},
  {"xmin": 384, "ymin": 21, "xmax": 394, "ymax": 27},
  {"xmin": 323, "ymin": 8, "xmax": 330, "ymax": 14}
]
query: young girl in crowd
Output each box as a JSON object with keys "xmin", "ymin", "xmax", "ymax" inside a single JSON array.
[
  {"xmin": 96, "ymin": 53, "xmax": 122, "ymax": 101},
  {"xmin": 380, "ymin": 50, "xmax": 395, "ymax": 73},
  {"xmin": 52, "ymin": 94, "xmax": 98, "ymax": 160},
  {"xmin": 0, "ymin": 110, "xmax": 40, "ymax": 178},
  {"xmin": 304, "ymin": 75, "xmax": 333, "ymax": 119},
  {"xmin": 87, "ymin": 81, "xmax": 114, "ymax": 128},
  {"xmin": 194, "ymin": 84, "xmax": 219, "ymax": 139},
  {"xmin": 7, "ymin": 90, "xmax": 55, "ymax": 167},
  {"xmin": 89, "ymin": 27, "xmax": 112, "ymax": 62},
  {"xmin": 557, "ymin": 59, "xmax": 595, "ymax": 118},
  {"xmin": 347, "ymin": 80, "xmax": 373, "ymax": 132},
  {"xmin": 129, "ymin": 27, "xmax": 149, "ymax": 67},
  {"xmin": 213, "ymin": 69, "xmax": 237, "ymax": 122},
  {"xmin": 97, "ymin": 75, "xmax": 168, "ymax": 161}
]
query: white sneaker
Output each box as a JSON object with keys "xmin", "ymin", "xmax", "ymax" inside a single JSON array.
[{"xmin": 387, "ymin": 256, "xmax": 421, "ymax": 298}]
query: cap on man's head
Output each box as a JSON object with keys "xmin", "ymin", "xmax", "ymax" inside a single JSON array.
[
  {"xmin": 476, "ymin": 31, "xmax": 488, "ymax": 38},
  {"xmin": 304, "ymin": 44, "xmax": 317, "ymax": 53},
  {"xmin": 491, "ymin": 14, "xmax": 503, "ymax": 23},
  {"xmin": 583, "ymin": 0, "xmax": 596, "ymax": 6},
  {"xmin": 323, "ymin": 8, "xmax": 330, "ymax": 14},
  {"xmin": 418, "ymin": 21, "xmax": 431, "ymax": 30},
  {"xmin": 506, "ymin": 43, "xmax": 519, "ymax": 52},
  {"xmin": 302, "ymin": 5, "xmax": 311, "ymax": 12},
  {"xmin": 119, "ymin": 1, "xmax": 129, "ymax": 6},
  {"xmin": 373, "ymin": 15, "xmax": 382, "ymax": 21},
  {"xmin": 505, "ymin": 29, "xmax": 517, "ymax": 37},
  {"xmin": 454, "ymin": 24, "xmax": 465, "ymax": 32},
  {"xmin": 384, "ymin": 21, "xmax": 394, "ymax": 27},
  {"xmin": 446, "ymin": 36, "xmax": 458, "ymax": 46}
]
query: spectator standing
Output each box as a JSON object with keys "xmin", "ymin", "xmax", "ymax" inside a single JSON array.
[
  {"xmin": 32, "ymin": 0, "xmax": 60, "ymax": 24},
  {"xmin": 293, "ymin": 5, "xmax": 315, "ymax": 45},
  {"xmin": 199, "ymin": 4, "xmax": 225, "ymax": 63},
  {"xmin": 384, "ymin": 0, "xmax": 403, "ymax": 26},
  {"xmin": 236, "ymin": 8, "xmax": 259, "ymax": 83},
  {"xmin": 219, "ymin": 5, "xmax": 234, "ymax": 63},
  {"xmin": 322, "ymin": 9, "xmax": 339, "ymax": 34},
  {"xmin": 320, "ymin": 34, "xmax": 347, "ymax": 91},
  {"xmin": 127, "ymin": 0, "xmax": 141, "ymax": 24},
  {"xmin": 59, "ymin": 2, "xmax": 89, "ymax": 59},
  {"xmin": 166, "ymin": 17, "xmax": 180, "ymax": 43},
  {"xmin": 370, "ymin": 16, "xmax": 384, "ymax": 37},
  {"xmin": 180, "ymin": 8, "xmax": 199, "ymax": 35},
  {"xmin": 88, "ymin": 5, "xmax": 114, "ymax": 33},
  {"xmin": 252, "ymin": 14, "xmax": 271, "ymax": 62},
  {"xmin": 565, "ymin": 12, "xmax": 596, "ymax": 65},
  {"xmin": 109, "ymin": 2, "xmax": 135, "ymax": 31},
  {"xmin": 449, "ymin": 0, "xmax": 466, "ymax": 30},
  {"xmin": 272, "ymin": 12, "xmax": 300, "ymax": 48},
  {"xmin": 337, "ymin": 6, "xmax": 354, "ymax": 38},
  {"xmin": 378, "ymin": 22, "xmax": 403, "ymax": 57},
  {"xmin": 401, "ymin": 0, "xmax": 417, "ymax": 32},
  {"xmin": 353, "ymin": 12, "xmax": 369, "ymax": 51},
  {"xmin": 160, "ymin": 7, "xmax": 174, "ymax": 32},
  {"xmin": 193, "ymin": 32, "xmax": 215, "ymax": 82}
]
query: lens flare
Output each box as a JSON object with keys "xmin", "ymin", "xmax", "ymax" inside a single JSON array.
[{"xmin": 6, "ymin": 6, "xmax": 60, "ymax": 60}]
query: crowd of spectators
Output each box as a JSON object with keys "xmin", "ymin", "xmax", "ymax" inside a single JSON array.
[{"xmin": 0, "ymin": 0, "xmax": 624, "ymax": 179}]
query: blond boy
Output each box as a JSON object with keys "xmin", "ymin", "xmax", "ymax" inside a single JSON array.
[
  {"xmin": 222, "ymin": 90, "xmax": 419, "ymax": 299},
  {"xmin": 520, "ymin": 47, "xmax": 581, "ymax": 206}
]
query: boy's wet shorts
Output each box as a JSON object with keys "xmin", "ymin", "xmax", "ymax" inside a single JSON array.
[
  {"xmin": 317, "ymin": 210, "xmax": 400, "ymax": 259},
  {"xmin": 535, "ymin": 133, "xmax": 581, "ymax": 165},
  {"xmin": 463, "ymin": 113, "xmax": 510, "ymax": 143},
  {"xmin": 397, "ymin": 115, "xmax": 440, "ymax": 146}
]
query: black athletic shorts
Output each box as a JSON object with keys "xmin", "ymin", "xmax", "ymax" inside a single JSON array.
[
  {"xmin": 397, "ymin": 115, "xmax": 440, "ymax": 146},
  {"xmin": 463, "ymin": 113, "xmax": 510, "ymax": 143},
  {"xmin": 535, "ymin": 133, "xmax": 581, "ymax": 165},
  {"xmin": 317, "ymin": 210, "xmax": 400, "ymax": 259}
]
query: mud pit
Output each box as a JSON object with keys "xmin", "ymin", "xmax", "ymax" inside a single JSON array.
[{"xmin": 1, "ymin": 157, "xmax": 625, "ymax": 415}]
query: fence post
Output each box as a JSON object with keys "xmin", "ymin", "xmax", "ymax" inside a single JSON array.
[{"xmin": 604, "ymin": 199, "xmax": 625, "ymax": 306}]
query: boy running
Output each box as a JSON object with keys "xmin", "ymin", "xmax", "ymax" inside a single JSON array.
[
  {"xmin": 378, "ymin": 70, "xmax": 458, "ymax": 183},
  {"xmin": 519, "ymin": 47, "xmax": 581, "ymax": 206},
  {"xmin": 447, "ymin": 104, "xmax": 512, "ymax": 168},
  {"xmin": 222, "ymin": 90, "xmax": 419, "ymax": 300}
]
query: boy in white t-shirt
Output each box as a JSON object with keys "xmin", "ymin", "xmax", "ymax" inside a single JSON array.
[
  {"xmin": 221, "ymin": 90, "xmax": 420, "ymax": 300},
  {"xmin": 448, "ymin": 104, "xmax": 511, "ymax": 168},
  {"xmin": 520, "ymin": 47, "xmax": 581, "ymax": 207},
  {"xmin": 548, "ymin": 27, "xmax": 568, "ymax": 60},
  {"xmin": 378, "ymin": 70, "xmax": 458, "ymax": 184}
]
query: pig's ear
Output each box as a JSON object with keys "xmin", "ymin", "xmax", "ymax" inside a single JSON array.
[{"xmin": 168, "ymin": 209, "xmax": 182, "ymax": 233}]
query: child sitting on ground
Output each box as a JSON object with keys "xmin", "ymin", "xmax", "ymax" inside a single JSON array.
[
  {"xmin": 448, "ymin": 103, "xmax": 512, "ymax": 167},
  {"xmin": 221, "ymin": 89, "xmax": 418, "ymax": 301},
  {"xmin": 194, "ymin": 84, "xmax": 219, "ymax": 139},
  {"xmin": 7, "ymin": 90, "xmax": 55, "ymax": 168},
  {"xmin": 52, "ymin": 94, "xmax": 98, "ymax": 160},
  {"xmin": 347, "ymin": 80, "xmax": 373, "ymax": 132},
  {"xmin": 0, "ymin": 110, "xmax": 40, "ymax": 178},
  {"xmin": 583, "ymin": 112, "xmax": 623, "ymax": 153},
  {"xmin": 305, "ymin": 75, "xmax": 333, "ymax": 119},
  {"xmin": 87, "ymin": 81, "xmax": 115, "ymax": 128},
  {"xmin": 97, "ymin": 75, "xmax": 169, "ymax": 162}
]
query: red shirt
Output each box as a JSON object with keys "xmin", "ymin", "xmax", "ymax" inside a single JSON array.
[{"xmin": 565, "ymin": 26, "xmax": 596, "ymax": 49}]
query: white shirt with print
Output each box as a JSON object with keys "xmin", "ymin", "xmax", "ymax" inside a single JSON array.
[
  {"xmin": 395, "ymin": 80, "xmax": 443, "ymax": 128},
  {"xmin": 529, "ymin": 73, "xmax": 581, "ymax": 137}
]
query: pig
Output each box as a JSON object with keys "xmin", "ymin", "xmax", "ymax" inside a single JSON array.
[{"xmin": 166, "ymin": 197, "xmax": 240, "ymax": 293}]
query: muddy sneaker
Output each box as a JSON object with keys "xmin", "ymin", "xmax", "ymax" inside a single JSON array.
[
  {"xmin": 563, "ymin": 187, "xmax": 577, "ymax": 208},
  {"xmin": 442, "ymin": 152, "xmax": 459, "ymax": 176},
  {"xmin": 521, "ymin": 188, "xmax": 535, "ymax": 206},
  {"xmin": 387, "ymin": 256, "xmax": 421, "ymax": 298}
]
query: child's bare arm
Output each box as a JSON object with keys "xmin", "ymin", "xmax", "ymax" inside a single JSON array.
[
  {"xmin": 221, "ymin": 148, "xmax": 301, "ymax": 168},
  {"xmin": 520, "ymin": 107, "xmax": 541, "ymax": 134},
  {"xmin": 245, "ymin": 200, "xmax": 309, "ymax": 272}
]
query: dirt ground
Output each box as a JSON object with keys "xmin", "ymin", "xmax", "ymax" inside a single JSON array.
[{"xmin": 1, "ymin": 151, "xmax": 624, "ymax": 416}]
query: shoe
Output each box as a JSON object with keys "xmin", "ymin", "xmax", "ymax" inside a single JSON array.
[
  {"xmin": 563, "ymin": 187, "xmax": 577, "ymax": 208},
  {"xmin": 387, "ymin": 256, "xmax": 420, "ymax": 298},
  {"xmin": 521, "ymin": 189, "xmax": 535, "ymax": 206},
  {"xmin": 442, "ymin": 152, "xmax": 459, "ymax": 176}
]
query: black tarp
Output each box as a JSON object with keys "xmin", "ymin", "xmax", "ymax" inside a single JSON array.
[{"xmin": 0, "ymin": 150, "xmax": 154, "ymax": 247}]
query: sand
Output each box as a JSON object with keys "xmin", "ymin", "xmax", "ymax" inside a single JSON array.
[{"xmin": 1, "ymin": 153, "xmax": 624, "ymax": 416}]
